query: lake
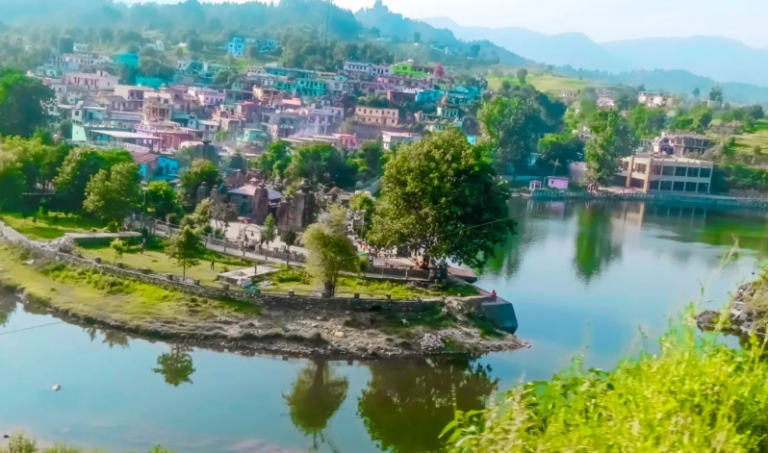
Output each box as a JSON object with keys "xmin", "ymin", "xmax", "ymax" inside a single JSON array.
[{"xmin": 1, "ymin": 199, "xmax": 765, "ymax": 453}]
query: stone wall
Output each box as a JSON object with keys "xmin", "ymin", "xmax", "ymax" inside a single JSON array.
[{"xmin": 3, "ymin": 228, "xmax": 442, "ymax": 314}]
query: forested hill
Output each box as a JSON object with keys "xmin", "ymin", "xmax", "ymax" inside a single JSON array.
[{"xmin": 0, "ymin": 0, "xmax": 528, "ymax": 67}]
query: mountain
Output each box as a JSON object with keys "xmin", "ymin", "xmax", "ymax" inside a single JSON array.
[
  {"xmin": 355, "ymin": 2, "xmax": 528, "ymax": 66},
  {"xmin": 423, "ymin": 16, "xmax": 631, "ymax": 73},
  {"xmin": 603, "ymin": 36, "xmax": 768, "ymax": 88}
]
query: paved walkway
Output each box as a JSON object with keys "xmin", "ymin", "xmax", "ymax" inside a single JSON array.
[{"xmin": 66, "ymin": 232, "xmax": 141, "ymax": 240}]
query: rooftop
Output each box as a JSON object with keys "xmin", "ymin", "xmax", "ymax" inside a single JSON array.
[{"xmin": 91, "ymin": 130, "xmax": 161, "ymax": 140}]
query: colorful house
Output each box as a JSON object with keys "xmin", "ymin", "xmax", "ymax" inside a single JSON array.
[
  {"xmin": 392, "ymin": 63, "xmax": 435, "ymax": 79},
  {"xmin": 131, "ymin": 152, "xmax": 180, "ymax": 182},
  {"xmin": 113, "ymin": 52, "xmax": 139, "ymax": 68}
]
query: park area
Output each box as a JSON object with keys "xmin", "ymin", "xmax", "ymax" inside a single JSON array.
[
  {"xmin": 0, "ymin": 211, "xmax": 106, "ymax": 241},
  {"xmin": 75, "ymin": 240, "xmax": 479, "ymax": 300}
]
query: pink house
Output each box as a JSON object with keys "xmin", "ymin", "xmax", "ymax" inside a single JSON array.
[{"xmin": 545, "ymin": 176, "xmax": 570, "ymax": 190}]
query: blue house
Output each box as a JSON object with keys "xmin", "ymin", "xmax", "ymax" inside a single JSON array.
[
  {"xmin": 131, "ymin": 152, "xmax": 179, "ymax": 182},
  {"xmin": 113, "ymin": 52, "xmax": 139, "ymax": 68}
]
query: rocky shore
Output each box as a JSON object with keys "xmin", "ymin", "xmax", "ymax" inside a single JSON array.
[{"xmin": 10, "ymin": 287, "xmax": 524, "ymax": 359}]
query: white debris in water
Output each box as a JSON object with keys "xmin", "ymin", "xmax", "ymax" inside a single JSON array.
[
  {"xmin": 52, "ymin": 384, "xmax": 61, "ymax": 391},
  {"xmin": 334, "ymin": 331, "xmax": 345, "ymax": 338}
]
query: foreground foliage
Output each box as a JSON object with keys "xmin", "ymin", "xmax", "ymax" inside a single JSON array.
[
  {"xmin": 0, "ymin": 433, "xmax": 174, "ymax": 453},
  {"xmin": 446, "ymin": 316, "xmax": 768, "ymax": 453}
]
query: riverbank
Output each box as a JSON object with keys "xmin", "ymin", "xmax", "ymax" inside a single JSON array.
[
  {"xmin": 0, "ymin": 242, "xmax": 523, "ymax": 359},
  {"xmin": 522, "ymin": 189, "xmax": 768, "ymax": 209}
]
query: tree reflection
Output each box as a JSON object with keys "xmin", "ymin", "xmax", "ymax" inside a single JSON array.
[
  {"xmin": 284, "ymin": 359, "xmax": 349, "ymax": 450},
  {"xmin": 153, "ymin": 345, "xmax": 195, "ymax": 387},
  {"xmin": 0, "ymin": 299, "xmax": 15, "ymax": 328},
  {"xmin": 102, "ymin": 330, "xmax": 130, "ymax": 349},
  {"xmin": 358, "ymin": 357, "xmax": 497, "ymax": 453},
  {"xmin": 574, "ymin": 203, "xmax": 622, "ymax": 284}
]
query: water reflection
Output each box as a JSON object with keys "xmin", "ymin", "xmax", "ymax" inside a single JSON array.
[
  {"xmin": 357, "ymin": 357, "xmax": 497, "ymax": 453},
  {"xmin": 153, "ymin": 345, "xmax": 196, "ymax": 387},
  {"xmin": 573, "ymin": 203, "xmax": 622, "ymax": 284},
  {"xmin": 0, "ymin": 297, "xmax": 14, "ymax": 327},
  {"xmin": 82, "ymin": 326, "xmax": 131, "ymax": 349},
  {"xmin": 284, "ymin": 359, "xmax": 349, "ymax": 451}
]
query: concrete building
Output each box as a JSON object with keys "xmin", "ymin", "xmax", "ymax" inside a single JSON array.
[
  {"xmin": 619, "ymin": 153, "xmax": 714, "ymax": 194},
  {"xmin": 653, "ymin": 132, "xmax": 714, "ymax": 155},
  {"xmin": 355, "ymin": 106, "xmax": 399, "ymax": 127},
  {"xmin": 638, "ymin": 92, "xmax": 676, "ymax": 108},
  {"xmin": 64, "ymin": 70, "xmax": 119, "ymax": 91},
  {"xmin": 382, "ymin": 131, "xmax": 421, "ymax": 150},
  {"xmin": 228, "ymin": 37, "xmax": 245, "ymax": 57}
]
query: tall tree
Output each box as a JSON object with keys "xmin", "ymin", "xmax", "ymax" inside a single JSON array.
[
  {"xmin": 165, "ymin": 225, "xmax": 204, "ymax": 278},
  {"xmin": 54, "ymin": 148, "xmax": 132, "ymax": 213},
  {"xmin": 0, "ymin": 153, "xmax": 24, "ymax": 210},
  {"xmin": 516, "ymin": 68, "xmax": 528, "ymax": 85},
  {"xmin": 179, "ymin": 158, "xmax": 222, "ymax": 205},
  {"xmin": 709, "ymin": 86, "xmax": 724, "ymax": 103},
  {"xmin": 83, "ymin": 162, "xmax": 142, "ymax": 223},
  {"xmin": 370, "ymin": 128, "xmax": 512, "ymax": 269},
  {"xmin": 286, "ymin": 143, "xmax": 356, "ymax": 189},
  {"xmin": 303, "ymin": 206, "xmax": 359, "ymax": 297},
  {"xmin": 145, "ymin": 181, "xmax": 180, "ymax": 220},
  {"xmin": 537, "ymin": 133, "xmax": 584, "ymax": 176},
  {"xmin": 585, "ymin": 111, "xmax": 639, "ymax": 185},
  {"xmin": 0, "ymin": 68, "xmax": 54, "ymax": 137},
  {"xmin": 261, "ymin": 214, "xmax": 277, "ymax": 249},
  {"xmin": 478, "ymin": 86, "xmax": 566, "ymax": 172}
]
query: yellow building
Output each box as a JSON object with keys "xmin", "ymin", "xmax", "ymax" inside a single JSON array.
[{"xmin": 354, "ymin": 106, "xmax": 399, "ymax": 127}]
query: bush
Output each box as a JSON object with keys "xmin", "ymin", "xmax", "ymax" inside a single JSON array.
[
  {"xmin": 106, "ymin": 221, "xmax": 120, "ymax": 233},
  {"xmin": 444, "ymin": 313, "xmax": 768, "ymax": 453}
]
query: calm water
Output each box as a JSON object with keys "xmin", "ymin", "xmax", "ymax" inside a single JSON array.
[{"xmin": 1, "ymin": 200, "xmax": 766, "ymax": 453}]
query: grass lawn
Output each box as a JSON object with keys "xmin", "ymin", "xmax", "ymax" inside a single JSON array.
[
  {"xmin": 77, "ymin": 242, "xmax": 257, "ymax": 288},
  {"xmin": 707, "ymin": 120, "xmax": 768, "ymax": 165},
  {"xmin": 0, "ymin": 244, "xmax": 260, "ymax": 328},
  {"xmin": 257, "ymin": 268, "xmax": 479, "ymax": 300},
  {"xmin": 0, "ymin": 211, "xmax": 106, "ymax": 241},
  {"xmin": 487, "ymin": 73, "xmax": 595, "ymax": 95}
]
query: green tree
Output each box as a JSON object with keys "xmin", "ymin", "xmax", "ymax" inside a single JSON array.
[
  {"xmin": 211, "ymin": 200, "xmax": 238, "ymax": 234},
  {"xmin": 261, "ymin": 213, "xmax": 277, "ymax": 249},
  {"xmin": 370, "ymin": 128, "xmax": 512, "ymax": 269},
  {"xmin": 709, "ymin": 86, "xmax": 724, "ymax": 103},
  {"xmin": 145, "ymin": 181, "xmax": 180, "ymax": 220},
  {"xmin": 110, "ymin": 238, "xmax": 129, "ymax": 263},
  {"xmin": 153, "ymin": 345, "xmax": 195, "ymax": 387},
  {"xmin": 281, "ymin": 229, "xmax": 298, "ymax": 265},
  {"xmin": 0, "ymin": 153, "xmax": 26, "ymax": 210},
  {"xmin": 256, "ymin": 141, "xmax": 292, "ymax": 179},
  {"xmin": 349, "ymin": 142, "xmax": 384, "ymax": 181},
  {"xmin": 83, "ymin": 162, "xmax": 142, "ymax": 223},
  {"xmin": 303, "ymin": 206, "xmax": 359, "ymax": 297},
  {"xmin": 284, "ymin": 360, "xmax": 349, "ymax": 449},
  {"xmin": 0, "ymin": 68, "xmax": 54, "ymax": 137},
  {"xmin": 165, "ymin": 225, "xmax": 204, "ymax": 278},
  {"xmin": 58, "ymin": 36, "xmax": 74, "ymax": 53},
  {"xmin": 286, "ymin": 143, "xmax": 357, "ymax": 189},
  {"xmin": 478, "ymin": 87, "xmax": 565, "ymax": 172},
  {"xmin": 585, "ymin": 111, "xmax": 639, "ymax": 185},
  {"xmin": 692, "ymin": 87, "xmax": 701, "ymax": 98},
  {"xmin": 349, "ymin": 192, "xmax": 376, "ymax": 238},
  {"xmin": 516, "ymin": 68, "xmax": 528, "ymax": 85},
  {"xmin": 54, "ymin": 148, "xmax": 132, "ymax": 213},
  {"xmin": 537, "ymin": 133, "xmax": 584, "ymax": 176},
  {"xmin": 627, "ymin": 104, "xmax": 667, "ymax": 138},
  {"xmin": 179, "ymin": 159, "xmax": 222, "ymax": 205}
]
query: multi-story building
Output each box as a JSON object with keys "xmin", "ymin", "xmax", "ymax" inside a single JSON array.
[
  {"xmin": 355, "ymin": 106, "xmax": 399, "ymax": 127},
  {"xmin": 638, "ymin": 92, "xmax": 676, "ymax": 108},
  {"xmin": 64, "ymin": 70, "xmax": 120, "ymax": 91},
  {"xmin": 619, "ymin": 153, "xmax": 714, "ymax": 194},
  {"xmin": 253, "ymin": 86, "xmax": 282, "ymax": 104},
  {"xmin": 392, "ymin": 63, "xmax": 435, "ymax": 79},
  {"xmin": 228, "ymin": 37, "xmax": 245, "ymax": 57},
  {"xmin": 653, "ymin": 132, "xmax": 714, "ymax": 155}
]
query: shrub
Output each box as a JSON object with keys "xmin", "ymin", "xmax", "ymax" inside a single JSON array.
[{"xmin": 444, "ymin": 313, "xmax": 768, "ymax": 453}]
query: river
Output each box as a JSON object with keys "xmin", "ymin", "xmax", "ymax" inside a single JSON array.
[{"xmin": 0, "ymin": 199, "xmax": 765, "ymax": 453}]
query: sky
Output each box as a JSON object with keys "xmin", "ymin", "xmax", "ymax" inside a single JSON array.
[{"xmin": 327, "ymin": 0, "xmax": 768, "ymax": 47}]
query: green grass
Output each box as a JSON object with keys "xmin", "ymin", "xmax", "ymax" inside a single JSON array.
[
  {"xmin": 0, "ymin": 211, "xmax": 106, "ymax": 241},
  {"xmin": 77, "ymin": 242, "xmax": 256, "ymax": 288},
  {"xmin": 707, "ymin": 119, "xmax": 768, "ymax": 164},
  {"xmin": 257, "ymin": 268, "xmax": 479, "ymax": 299},
  {"xmin": 445, "ymin": 308, "xmax": 768, "ymax": 452},
  {"xmin": 0, "ymin": 244, "xmax": 260, "ymax": 326},
  {"xmin": 487, "ymin": 73, "xmax": 596, "ymax": 95}
]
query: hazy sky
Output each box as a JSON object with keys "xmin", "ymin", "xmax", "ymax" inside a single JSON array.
[{"xmin": 328, "ymin": 0, "xmax": 768, "ymax": 47}]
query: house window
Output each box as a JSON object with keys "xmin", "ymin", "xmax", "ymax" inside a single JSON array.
[
  {"xmin": 697, "ymin": 183, "xmax": 709, "ymax": 193},
  {"xmin": 675, "ymin": 167, "xmax": 688, "ymax": 177},
  {"xmin": 687, "ymin": 167, "xmax": 700, "ymax": 178},
  {"xmin": 649, "ymin": 181, "xmax": 660, "ymax": 190},
  {"xmin": 700, "ymin": 168, "xmax": 712, "ymax": 178},
  {"xmin": 685, "ymin": 182, "xmax": 697, "ymax": 192},
  {"xmin": 673, "ymin": 181, "xmax": 685, "ymax": 191}
]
